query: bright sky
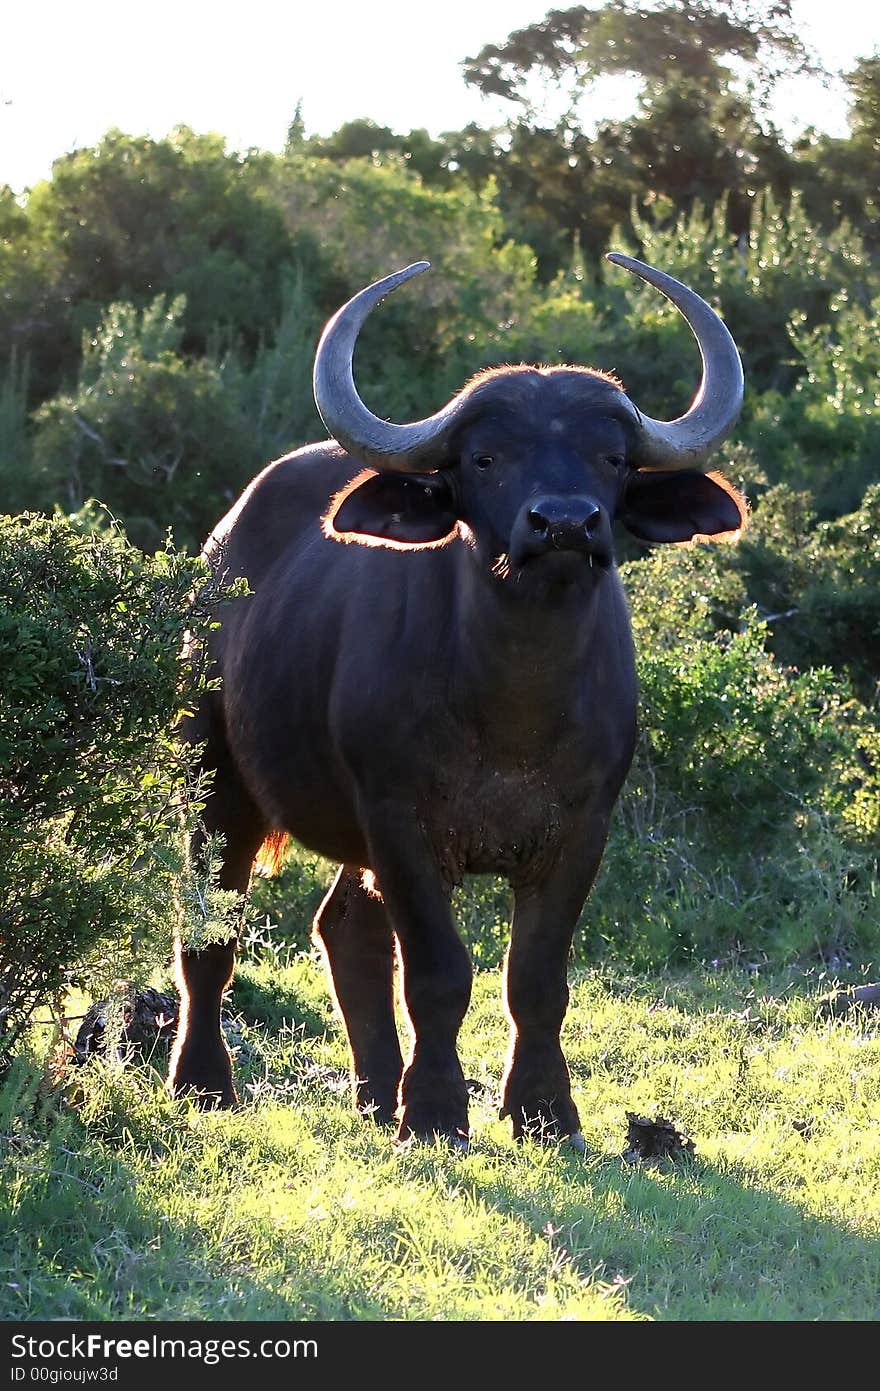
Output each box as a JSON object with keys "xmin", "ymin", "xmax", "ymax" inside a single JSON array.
[{"xmin": 2, "ymin": 0, "xmax": 878, "ymax": 194}]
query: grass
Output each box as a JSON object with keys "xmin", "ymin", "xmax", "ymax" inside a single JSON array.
[{"xmin": 3, "ymin": 950, "xmax": 880, "ymax": 1321}]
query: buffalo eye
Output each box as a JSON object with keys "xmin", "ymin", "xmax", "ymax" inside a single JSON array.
[
  {"xmin": 605, "ymin": 454, "xmax": 627, "ymax": 470},
  {"xmin": 473, "ymin": 453, "xmax": 495, "ymax": 471}
]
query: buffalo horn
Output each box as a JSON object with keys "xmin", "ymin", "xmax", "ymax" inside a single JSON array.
[
  {"xmin": 605, "ymin": 252, "xmax": 744, "ymax": 469},
  {"xmin": 313, "ymin": 261, "xmax": 463, "ymax": 472}
]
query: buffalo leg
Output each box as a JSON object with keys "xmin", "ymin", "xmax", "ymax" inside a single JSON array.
[
  {"xmin": 365, "ymin": 814, "xmax": 472, "ymax": 1144},
  {"xmin": 502, "ymin": 824, "xmax": 607, "ymax": 1141},
  {"xmin": 169, "ymin": 712, "xmax": 267, "ymax": 1107},
  {"xmin": 313, "ymin": 867, "xmax": 403, "ymax": 1123}
]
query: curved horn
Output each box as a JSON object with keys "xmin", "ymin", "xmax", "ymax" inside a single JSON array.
[
  {"xmin": 313, "ymin": 261, "xmax": 463, "ymax": 472},
  {"xmin": 605, "ymin": 253, "xmax": 744, "ymax": 469}
]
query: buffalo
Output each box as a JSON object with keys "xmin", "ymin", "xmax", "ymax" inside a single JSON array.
[{"xmin": 169, "ymin": 254, "xmax": 745, "ymax": 1148}]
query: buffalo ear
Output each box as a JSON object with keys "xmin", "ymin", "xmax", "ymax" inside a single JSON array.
[
  {"xmin": 620, "ymin": 468, "xmax": 746, "ymax": 544},
  {"xmin": 325, "ymin": 469, "xmax": 459, "ymax": 547}
]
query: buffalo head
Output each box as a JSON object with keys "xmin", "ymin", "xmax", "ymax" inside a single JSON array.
[{"xmin": 316, "ymin": 256, "xmax": 745, "ymax": 588}]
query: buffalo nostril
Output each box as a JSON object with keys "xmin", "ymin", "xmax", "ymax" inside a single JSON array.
[
  {"xmin": 527, "ymin": 508, "xmax": 549, "ymax": 535},
  {"xmin": 582, "ymin": 505, "xmax": 603, "ymax": 533}
]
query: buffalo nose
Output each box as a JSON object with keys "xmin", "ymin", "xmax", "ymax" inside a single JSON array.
[{"xmin": 527, "ymin": 500, "xmax": 603, "ymax": 543}]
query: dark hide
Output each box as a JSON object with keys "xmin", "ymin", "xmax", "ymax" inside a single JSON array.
[{"xmin": 169, "ymin": 368, "xmax": 746, "ymax": 1144}]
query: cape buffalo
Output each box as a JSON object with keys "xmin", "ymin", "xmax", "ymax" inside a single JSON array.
[{"xmin": 169, "ymin": 254, "xmax": 745, "ymax": 1148}]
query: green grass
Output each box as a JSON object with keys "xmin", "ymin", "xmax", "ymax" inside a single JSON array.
[{"xmin": 3, "ymin": 953, "xmax": 880, "ymax": 1321}]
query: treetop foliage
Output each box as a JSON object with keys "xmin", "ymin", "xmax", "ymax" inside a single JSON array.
[{"xmin": 461, "ymin": 1, "xmax": 815, "ymax": 114}]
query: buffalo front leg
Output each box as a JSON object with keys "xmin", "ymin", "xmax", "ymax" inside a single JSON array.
[
  {"xmin": 366, "ymin": 810, "xmax": 472, "ymax": 1145},
  {"xmin": 502, "ymin": 823, "xmax": 607, "ymax": 1143},
  {"xmin": 313, "ymin": 866, "xmax": 403, "ymax": 1125},
  {"xmin": 168, "ymin": 715, "xmax": 267, "ymax": 1108}
]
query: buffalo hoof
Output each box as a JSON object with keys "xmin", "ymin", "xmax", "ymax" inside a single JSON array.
[
  {"xmin": 396, "ymin": 1067, "xmax": 469, "ymax": 1148},
  {"xmin": 396, "ymin": 1098, "xmax": 470, "ymax": 1149},
  {"xmin": 503, "ymin": 1095, "xmax": 581, "ymax": 1145},
  {"xmin": 168, "ymin": 1047, "xmax": 237, "ymax": 1109},
  {"xmin": 354, "ymin": 1074, "xmax": 402, "ymax": 1127},
  {"xmin": 395, "ymin": 1127, "xmax": 470, "ymax": 1154},
  {"xmin": 169, "ymin": 1079, "xmax": 237, "ymax": 1110},
  {"xmin": 357, "ymin": 1100, "xmax": 399, "ymax": 1127}
]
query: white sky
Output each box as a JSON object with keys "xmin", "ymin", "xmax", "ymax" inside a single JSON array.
[{"xmin": 1, "ymin": 0, "xmax": 878, "ymax": 194}]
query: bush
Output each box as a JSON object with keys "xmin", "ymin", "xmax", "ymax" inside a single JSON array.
[
  {"xmin": 29, "ymin": 297, "xmax": 257, "ymax": 551},
  {"xmin": 0, "ymin": 507, "xmax": 222, "ymax": 1061},
  {"xmin": 706, "ymin": 481, "xmax": 880, "ymax": 701},
  {"xmin": 587, "ymin": 551, "xmax": 880, "ymax": 969}
]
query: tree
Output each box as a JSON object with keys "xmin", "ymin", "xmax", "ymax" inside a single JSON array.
[
  {"xmin": 0, "ymin": 186, "xmax": 62, "ymax": 407},
  {"xmin": 458, "ymin": 1, "xmax": 810, "ymax": 274},
  {"xmin": 9, "ymin": 129, "xmax": 298, "ymax": 404},
  {"xmin": 796, "ymin": 54, "xmax": 880, "ymax": 248},
  {"xmin": 273, "ymin": 153, "xmax": 536, "ymax": 416},
  {"xmin": 846, "ymin": 52, "xmax": 880, "ymax": 151},
  {"xmin": 462, "ymin": 1, "xmax": 813, "ymax": 116}
]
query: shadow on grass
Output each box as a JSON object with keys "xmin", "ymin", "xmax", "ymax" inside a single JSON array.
[
  {"xmin": 5, "ymin": 1058, "xmax": 880, "ymax": 1321},
  {"xmin": 460, "ymin": 1140, "xmax": 880, "ymax": 1319},
  {"xmin": 8, "ymin": 957, "xmax": 880, "ymax": 1322},
  {"xmin": 0, "ymin": 1097, "xmax": 385, "ymax": 1321},
  {"xmin": 216, "ymin": 958, "xmax": 880, "ymax": 1321}
]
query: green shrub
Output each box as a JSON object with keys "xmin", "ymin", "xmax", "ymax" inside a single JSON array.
[
  {"xmin": 589, "ymin": 552, "xmax": 880, "ymax": 969},
  {"xmin": 5, "ymin": 128, "xmax": 299, "ymax": 405},
  {"xmin": 0, "ymin": 507, "xmax": 221, "ymax": 1060},
  {"xmin": 30, "ymin": 297, "xmax": 255, "ymax": 550},
  {"xmin": 705, "ymin": 482, "xmax": 880, "ymax": 701},
  {"xmin": 216, "ymin": 271, "xmax": 326, "ymax": 466}
]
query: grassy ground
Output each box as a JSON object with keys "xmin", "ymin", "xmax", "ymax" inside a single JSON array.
[{"xmin": 3, "ymin": 951, "xmax": 880, "ymax": 1321}]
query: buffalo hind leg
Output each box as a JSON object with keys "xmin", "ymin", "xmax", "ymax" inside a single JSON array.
[
  {"xmin": 502, "ymin": 819, "xmax": 607, "ymax": 1144},
  {"xmin": 169, "ymin": 714, "xmax": 267, "ymax": 1108},
  {"xmin": 313, "ymin": 867, "xmax": 403, "ymax": 1125}
]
